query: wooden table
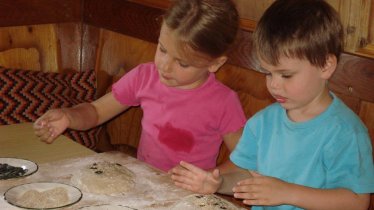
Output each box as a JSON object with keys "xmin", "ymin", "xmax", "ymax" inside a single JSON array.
[
  {"xmin": 0, "ymin": 123, "xmax": 95, "ymax": 163},
  {"xmin": 0, "ymin": 123, "xmax": 248, "ymax": 209}
]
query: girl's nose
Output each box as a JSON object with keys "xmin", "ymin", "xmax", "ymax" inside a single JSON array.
[{"xmin": 161, "ymin": 55, "xmax": 173, "ymax": 73}]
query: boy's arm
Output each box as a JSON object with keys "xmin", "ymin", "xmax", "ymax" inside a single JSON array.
[
  {"xmin": 286, "ymin": 186, "xmax": 370, "ymax": 210},
  {"xmin": 233, "ymin": 172, "xmax": 370, "ymax": 210},
  {"xmin": 217, "ymin": 168, "xmax": 252, "ymax": 195}
]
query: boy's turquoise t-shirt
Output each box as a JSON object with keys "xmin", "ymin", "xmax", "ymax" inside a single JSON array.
[{"xmin": 230, "ymin": 93, "xmax": 374, "ymax": 210}]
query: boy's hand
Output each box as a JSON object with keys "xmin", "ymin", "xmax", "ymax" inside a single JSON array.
[
  {"xmin": 233, "ymin": 171, "xmax": 291, "ymax": 206},
  {"xmin": 169, "ymin": 161, "xmax": 222, "ymax": 194},
  {"xmin": 33, "ymin": 109, "xmax": 70, "ymax": 144}
]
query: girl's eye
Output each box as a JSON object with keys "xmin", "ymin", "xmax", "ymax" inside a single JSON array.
[
  {"xmin": 178, "ymin": 61, "xmax": 189, "ymax": 68},
  {"xmin": 159, "ymin": 46, "xmax": 166, "ymax": 53}
]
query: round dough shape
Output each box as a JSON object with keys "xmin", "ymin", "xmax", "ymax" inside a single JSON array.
[{"xmin": 71, "ymin": 161, "xmax": 135, "ymax": 195}]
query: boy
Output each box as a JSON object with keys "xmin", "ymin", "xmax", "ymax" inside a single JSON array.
[{"xmin": 170, "ymin": 0, "xmax": 374, "ymax": 209}]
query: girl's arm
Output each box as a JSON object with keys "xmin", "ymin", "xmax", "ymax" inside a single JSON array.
[
  {"xmin": 91, "ymin": 92, "xmax": 129, "ymax": 125},
  {"xmin": 65, "ymin": 92, "xmax": 129, "ymax": 130},
  {"xmin": 216, "ymin": 128, "xmax": 242, "ymax": 173},
  {"xmin": 34, "ymin": 92, "xmax": 129, "ymax": 143},
  {"xmin": 170, "ymin": 128, "xmax": 248, "ymax": 194}
]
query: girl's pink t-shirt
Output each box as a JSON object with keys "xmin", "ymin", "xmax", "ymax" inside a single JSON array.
[{"xmin": 112, "ymin": 62, "xmax": 246, "ymax": 171}]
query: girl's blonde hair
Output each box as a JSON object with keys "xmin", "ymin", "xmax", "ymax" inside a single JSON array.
[{"xmin": 164, "ymin": 0, "xmax": 239, "ymax": 60}]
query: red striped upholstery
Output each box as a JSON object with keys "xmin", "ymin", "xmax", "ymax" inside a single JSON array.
[{"xmin": 0, "ymin": 67, "xmax": 100, "ymax": 149}]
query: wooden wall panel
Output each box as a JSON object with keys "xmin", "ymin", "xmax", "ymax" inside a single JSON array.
[
  {"xmin": 56, "ymin": 23, "xmax": 99, "ymax": 72},
  {"xmin": 83, "ymin": 0, "xmax": 163, "ymax": 44},
  {"xmin": 232, "ymin": 0, "xmax": 275, "ymax": 21},
  {"xmin": 55, "ymin": 23, "xmax": 82, "ymax": 72},
  {"xmin": 95, "ymin": 30, "xmax": 156, "ymax": 75},
  {"xmin": 0, "ymin": 48, "xmax": 40, "ymax": 70},
  {"xmin": 81, "ymin": 25, "xmax": 100, "ymax": 73},
  {"xmin": 217, "ymin": 65, "xmax": 273, "ymax": 112},
  {"xmin": 0, "ymin": 23, "xmax": 97, "ymax": 73},
  {"xmin": 94, "ymin": 29, "xmax": 156, "ymax": 98},
  {"xmin": 359, "ymin": 101, "xmax": 374, "ymax": 155},
  {"xmin": 0, "ymin": 0, "xmax": 81, "ymax": 27},
  {"xmin": 329, "ymin": 54, "xmax": 374, "ymax": 103},
  {"xmin": 0, "ymin": 24, "xmax": 59, "ymax": 72}
]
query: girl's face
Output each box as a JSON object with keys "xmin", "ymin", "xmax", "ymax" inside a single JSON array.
[
  {"xmin": 259, "ymin": 56, "xmax": 335, "ymax": 121},
  {"xmin": 154, "ymin": 24, "xmax": 225, "ymax": 89}
]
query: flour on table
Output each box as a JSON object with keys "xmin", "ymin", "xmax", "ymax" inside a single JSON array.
[
  {"xmin": 71, "ymin": 161, "xmax": 135, "ymax": 195},
  {"xmin": 170, "ymin": 194, "xmax": 246, "ymax": 210}
]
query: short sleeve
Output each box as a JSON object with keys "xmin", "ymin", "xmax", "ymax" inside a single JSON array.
[
  {"xmin": 218, "ymin": 92, "xmax": 246, "ymax": 135},
  {"xmin": 323, "ymin": 128, "xmax": 374, "ymax": 193},
  {"xmin": 112, "ymin": 64, "xmax": 147, "ymax": 106},
  {"xmin": 230, "ymin": 118, "xmax": 258, "ymax": 170}
]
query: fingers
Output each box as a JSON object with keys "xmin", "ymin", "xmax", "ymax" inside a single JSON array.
[
  {"xmin": 212, "ymin": 168, "xmax": 221, "ymax": 179},
  {"xmin": 173, "ymin": 180, "xmax": 195, "ymax": 191},
  {"xmin": 170, "ymin": 161, "xmax": 216, "ymax": 193},
  {"xmin": 170, "ymin": 161, "xmax": 205, "ymax": 179},
  {"xmin": 33, "ymin": 120, "xmax": 57, "ymax": 143},
  {"xmin": 171, "ymin": 172, "xmax": 197, "ymax": 186},
  {"xmin": 248, "ymin": 170, "xmax": 262, "ymax": 177},
  {"xmin": 33, "ymin": 110, "xmax": 64, "ymax": 144},
  {"xmin": 179, "ymin": 161, "xmax": 204, "ymax": 173},
  {"xmin": 237, "ymin": 170, "xmax": 262, "ymax": 185}
]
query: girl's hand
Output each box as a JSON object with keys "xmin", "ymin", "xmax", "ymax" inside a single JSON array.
[
  {"xmin": 33, "ymin": 109, "xmax": 70, "ymax": 144},
  {"xmin": 233, "ymin": 171, "xmax": 291, "ymax": 206},
  {"xmin": 169, "ymin": 161, "xmax": 222, "ymax": 194}
]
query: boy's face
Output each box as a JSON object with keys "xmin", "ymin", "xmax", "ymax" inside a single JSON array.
[
  {"xmin": 154, "ymin": 24, "xmax": 224, "ymax": 89},
  {"xmin": 259, "ymin": 56, "xmax": 332, "ymax": 120}
]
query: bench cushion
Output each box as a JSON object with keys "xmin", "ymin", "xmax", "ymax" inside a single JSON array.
[{"xmin": 0, "ymin": 67, "xmax": 100, "ymax": 149}]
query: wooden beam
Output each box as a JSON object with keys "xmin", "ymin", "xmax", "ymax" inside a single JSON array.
[
  {"xmin": 0, "ymin": 0, "xmax": 81, "ymax": 27},
  {"xmin": 83, "ymin": 0, "xmax": 164, "ymax": 43}
]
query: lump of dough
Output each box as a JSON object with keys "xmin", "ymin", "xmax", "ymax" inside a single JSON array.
[
  {"xmin": 17, "ymin": 187, "xmax": 69, "ymax": 208},
  {"xmin": 71, "ymin": 161, "xmax": 135, "ymax": 195}
]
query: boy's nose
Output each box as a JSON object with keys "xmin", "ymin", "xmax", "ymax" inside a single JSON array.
[{"xmin": 269, "ymin": 77, "xmax": 280, "ymax": 89}]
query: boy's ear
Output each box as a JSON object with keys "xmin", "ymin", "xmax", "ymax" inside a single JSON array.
[
  {"xmin": 321, "ymin": 54, "xmax": 337, "ymax": 79},
  {"xmin": 208, "ymin": 56, "xmax": 228, "ymax": 73}
]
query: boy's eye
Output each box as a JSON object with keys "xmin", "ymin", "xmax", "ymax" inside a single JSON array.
[
  {"xmin": 262, "ymin": 71, "xmax": 271, "ymax": 77},
  {"xmin": 282, "ymin": 74, "xmax": 292, "ymax": 78}
]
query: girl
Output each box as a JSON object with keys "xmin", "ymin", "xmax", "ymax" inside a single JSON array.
[{"xmin": 34, "ymin": 0, "xmax": 246, "ymax": 172}]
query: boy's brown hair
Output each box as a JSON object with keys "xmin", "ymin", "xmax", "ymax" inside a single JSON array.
[{"xmin": 253, "ymin": 0, "xmax": 344, "ymax": 68}]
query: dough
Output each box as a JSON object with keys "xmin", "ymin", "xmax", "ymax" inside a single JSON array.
[
  {"xmin": 17, "ymin": 187, "xmax": 69, "ymax": 208},
  {"xmin": 71, "ymin": 161, "xmax": 135, "ymax": 195},
  {"xmin": 171, "ymin": 194, "xmax": 246, "ymax": 210}
]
